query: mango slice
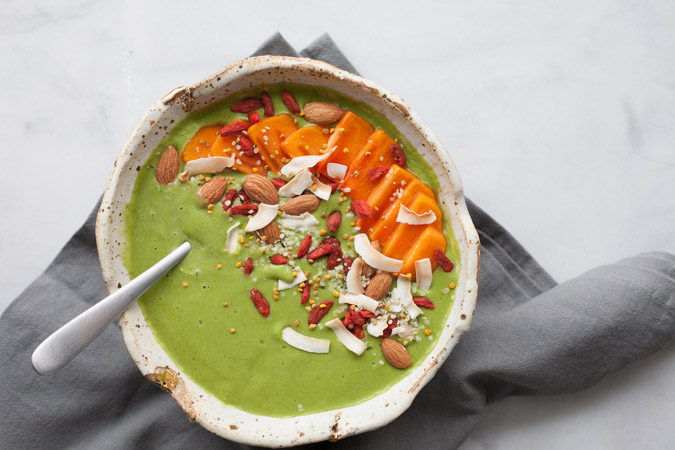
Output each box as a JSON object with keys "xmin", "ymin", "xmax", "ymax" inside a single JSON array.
[
  {"xmin": 398, "ymin": 227, "xmax": 447, "ymax": 278},
  {"xmin": 316, "ymin": 111, "xmax": 374, "ymax": 178},
  {"xmin": 339, "ymin": 129, "xmax": 397, "ymax": 200},
  {"xmin": 280, "ymin": 125, "xmax": 330, "ymax": 159},
  {"xmin": 380, "ymin": 193, "xmax": 443, "ymax": 259},
  {"xmin": 248, "ymin": 114, "xmax": 298, "ymax": 174},
  {"xmin": 181, "ymin": 125, "xmax": 222, "ymax": 163},
  {"xmin": 208, "ymin": 119, "xmax": 266, "ymax": 175}
]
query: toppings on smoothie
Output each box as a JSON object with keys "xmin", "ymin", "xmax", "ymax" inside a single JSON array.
[
  {"xmin": 308, "ymin": 300, "xmax": 333, "ymax": 325},
  {"xmin": 155, "ymin": 146, "xmax": 180, "ymax": 184},
  {"xmin": 220, "ymin": 121, "xmax": 250, "ymax": 136},
  {"xmin": 243, "ymin": 258, "xmax": 254, "ymax": 276},
  {"xmin": 257, "ymin": 221, "xmax": 281, "ymax": 244},
  {"xmin": 364, "ymin": 272, "xmax": 394, "ymax": 301},
  {"xmin": 414, "ymin": 258, "xmax": 433, "ymax": 290},
  {"xmin": 282, "ymin": 327, "xmax": 329, "ymax": 353},
  {"xmin": 281, "ymin": 90, "xmax": 301, "ymax": 115},
  {"xmin": 345, "ymin": 258, "xmax": 365, "ymax": 294},
  {"xmin": 182, "ymin": 156, "xmax": 235, "ymax": 179},
  {"xmin": 269, "ymin": 254, "xmax": 287, "ymax": 265},
  {"xmin": 354, "ymin": 234, "xmax": 403, "ymax": 273},
  {"xmin": 197, "ymin": 177, "xmax": 229, "ymax": 205},
  {"xmin": 326, "ymin": 163, "xmax": 348, "ymax": 180},
  {"xmin": 326, "ymin": 210, "xmax": 342, "ymax": 233},
  {"xmin": 281, "ymin": 194, "xmax": 321, "ymax": 215},
  {"xmin": 367, "ymin": 165, "xmax": 389, "ymax": 182},
  {"xmin": 231, "ymin": 97, "xmax": 263, "ymax": 113},
  {"xmin": 390, "ymin": 143, "xmax": 407, "ymax": 168},
  {"xmin": 225, "ymin": 224, "xmax": 241, "ymax": 254},
  {"xmin": 434, "ymin": 248, "xmax": 454, "ymax": 272},
  {"xmin": 413, "ymin": 297, "xmax": 435, "ymax": 309},
  {"xmin": 278, "ymin": 266, "xmax": 307, "ymax": 290},
  {"xmin": 250, "ymin": 288, "xmax": 270, "ymax": 317},
  {"xmin": 297, "ymin": 235, "xmax": 312, "ymax": 258},
  {"xmin": 303, "ymin": 101, "xmax": 345, "ymax": 125},
  {"xmin": 396, "ymin": 204, "xmax": 437, "ymax": 225},
  {"xmin": 326, "ymin": 318, "xmax": 367, "ymax": 355},
  {"xmin": 221, "ymin": 188, "xmax": 238, "ymax": 211},
  {"xmin": 349, "ymin": 200, "xmax": 372, "ymax": 218},
  {"xmin": 229, "ymin": 204, "xmax": 258, "ymax": 216},
  {"xmin": 338, "ymin": 293, "xmax": 379, "ymax": 313},
  {"xmin": 245, "ymin": 203, "xmax": 279, "ymax": 232},
  {"xmin": 380, "ymin": 338, "xmax": 412, "ymax": 369},
  {"xmin": 261, "ymin": 91, "xmax": 274, "ymax": 118},
  {"xmin": 278, "ymin": 212, "xmax": 320, "ymax": 230}
]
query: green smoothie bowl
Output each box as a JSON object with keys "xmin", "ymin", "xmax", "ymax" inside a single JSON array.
[{"xmin": 96, "ymin": 56, "xmax": 479, "ymax": 446}]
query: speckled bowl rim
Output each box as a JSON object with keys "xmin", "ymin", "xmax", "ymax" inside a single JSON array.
[{"xmin": 96, "ymin": 56, "xmax": 480, "ymax": 447}]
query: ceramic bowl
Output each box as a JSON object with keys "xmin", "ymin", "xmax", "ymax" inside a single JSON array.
[{"xmin": 95, "ymin": 55, "xmax": 479, "ymax": 447}]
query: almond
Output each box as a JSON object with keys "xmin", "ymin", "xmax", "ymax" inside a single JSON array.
[
  {"xmin": 257, "ymin": 221, "xmax": 281, "ymax": 244},
  {"xmin": 155, "ymin": 146, "xmax": 180, "ymax": 184},
  {"xmin": 361, "ymin": 241, "xmax": 381, "ymax": 279},
  {"xmin": 303, "ymin": 101, "xmax": 345, "ymax": 125},
  {"xmin": 242, "ymin": 174, "xmax": 279, "ymax": 204},
  {"xmin": 197, "ymin": 177, "xmax": 228, "ymax": 205},
  {"xmin": 364, "ymin": 272, "xmax": 393, "ymax": 301},
  {"xmin": 281, "ymin": 194, "xmax": 321, "ymax": 215},
  {"xmin": 381, "ymin": 338, "xmax": 412, "ymax": 369}
]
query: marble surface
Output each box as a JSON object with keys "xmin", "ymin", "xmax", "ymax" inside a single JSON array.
[{"xmin": 1, "ymin": 0, "xmax": 673, "ymax": 448}]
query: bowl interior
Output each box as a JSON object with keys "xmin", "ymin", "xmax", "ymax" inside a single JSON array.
[{"xmin": 96, "ymin": 56, "xmax": 479, "ymax": 447}]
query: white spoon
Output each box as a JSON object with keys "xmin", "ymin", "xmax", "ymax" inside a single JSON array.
[{"xmin": 31, "ymin": 241, "xmax": 191, "ymax": 376}]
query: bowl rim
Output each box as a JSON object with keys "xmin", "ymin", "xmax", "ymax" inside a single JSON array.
[{"xmin": 95, "ymin": 55, "xmax": 480, "ymax": 447}]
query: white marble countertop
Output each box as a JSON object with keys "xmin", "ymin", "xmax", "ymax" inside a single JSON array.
[{"xmin": 1, "ymin": 0, "xmax": 673, "ymax": 448}]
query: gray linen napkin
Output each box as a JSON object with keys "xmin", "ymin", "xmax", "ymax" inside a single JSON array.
[{"xmin": 1, "ymin": 33, "xmax": 673, "ymax": 449}]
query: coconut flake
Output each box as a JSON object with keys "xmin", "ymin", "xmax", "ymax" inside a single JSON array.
[
  {"xmin": 280, "ymin": 147, "xmax": 335, "ymax": 177},
  {"xmin": 339, "ymin": 293, "xmax": 379, "ymax": 313},
  {"xmin": 244, "ymin": 203, "xmax": 278, "ymax": 232},
  {"xmin": 415, "ymin": 258, "xmax": 433, "ymax": 290},
  {"xmin": 346, "ymin": 258, "xmax": 365, "ymax": 294},
  {"xmin": 278, "ymin": 212, "xmax": 319, "ymax": 230},
  {"xmin": 282, "ymin": 327, "xmax": 330, "ymax": 353},
  {"xmin": 310, "ymin": 176, "xmax": 332, "ymax": 200},
  {"xmin": 278, "ymin": 169, "xmax": 313, "ymax": 197},
  {"xmin": 396, "ymin": 204, "xmax": 437, "ymax": 225},
  {"xmin": 391, "ymin": 323, "xmax": 415, "ymax": 339},
  {"xmin": 225, "ymin": 223, "xmax": 240, "ymax": 254},
  {"xmin": 397, "ymin": 274, "xmax": 422, "ymax": 320},
  {"xmin": 278, "ymin": 266, "xmax": 307, "ymax": 290},
  {"xmin": 327, "ymin": 163, "xmax": 348, "ymax": 180},
  {"xmin": 181, "ymin": 156, "xmax": 234, "ymax": 178},
  {"xmin": 325, "ymin": 318, "xmax": 367, "ymax": 355},
  {"xmin": 354, "ymin": 234, "xmax": 403, "ymax": 273},
  {"xmin": 367, "ymin": 317, "xmax": 389, "ymax": 337}
]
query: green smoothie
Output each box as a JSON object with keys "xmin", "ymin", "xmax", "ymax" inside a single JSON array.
[{"xmin": 123, "ymin": 83, "xmax": 461, "ymax": 418}]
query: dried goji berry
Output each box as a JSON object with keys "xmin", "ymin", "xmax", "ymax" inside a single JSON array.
[
  {"xmin": 301, "ymin": 284, "xmax": 310, "ymax": 305},
  {"xmin": 269, "ymin": 254, "xmax": 287, "ymax": 265},
  {"xmin": 326, "ymin": 210, "xmax": 342, "ymax": 232},
  {"xmin": 326, "ymin": 246, "xmax": 342, "ymax": 270},
  {"xmin": 390, "ymin": 143, "xmax": 406, "ymax": 168},
  {"xmin": 321, "ymin": 236, "xmax": 340, "ymax": 249},
  {"xmin": 221, "ymin": 189, "xmax": 238, "ymax": 212},
  {"xmin": 382, "ymin": 318, "xmax": 398, "ymax": 338},
  {"xmin": 413, "ymin": 296, "xmax": 435, "ymax": 309},
  {"xmin": 367, "ymin": 165, "xmax": 390, "ymax": 181},
  {"xmin": 231, "ymin": 97, "xmax": 262, "ymax": 113},
  {"xmin": 281, "ymin": 90, "xmax": 301, "ymax": 115},
  {"xmin": 353, "ymin": 327, "xmax": 365, "ymax": 339},
  {"xmin": 434, "ymin": 249, "xmax": 454, "ymax": 272},
  {"xmin": 271, "ymin": 178, "xmax": 287, "ymax": 190},
  {"xmin": 343, "ymin": 257, "xmax": 354, "ymax": 274},
  {"xmin": 359, "ymin": 310, "xmax": 376, "ymax": 319},
  {"xmin": 350, "ymin": 310, "xmax": 366, "ymax": 327},
  {"xmin": 250, "ymin": 288, "xmax": 270, "ymax": 317},
  {"xmin": 317, "ymin": 174, "xmax": 338, "ymax": 193},
  {"xmin": 350, "ymin": 200, "xmax": 372, "ymax": 218},
  {"xmin": 243, "ymin": 258, "xmax": 254, "ymax": 276},
  {"xmin": 219, "ymin": 122, "xmax": 249, "ymax": 136},
  {"xmin": 247, "ymin": 111, "xmax": 260, "ymax": 124},
  {"xmin": 261, "ymin": 91, "xmax": 274, "ymax": 117},
  {"xmin": 342, "ymin": 313, "xmax": 352, "ymax": 327},
  {"xmin": 297, "ymin": 235, "xmax": 312, "ymax": 258},
  {"xmin": 229, "ymin": 204, "xmax": 258, "ymax": 216},
  {"xmin": 307, "ymin": 243, "xmax": 334, "ymax": 260},
  {"xmin": 308, "ymin": 300, "xmax": 333, "ymax": 325},
  {"xmin": 238, "ymin": 189, "xmax": 251, "ymax": 205},
  {"xmin": 239, "ymin": 136, "xmax": 254, "ymax": 156}
]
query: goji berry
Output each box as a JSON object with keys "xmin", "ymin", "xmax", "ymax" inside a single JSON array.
[
  {"xmin": 301, "ymin": 284, "xmax": 310, "ymax": 305},
  {"xmin": 271, "ymin": 178, "xmax": 287, "ymax": 190},
  {"xmin": 297, "ymin": 235, "xmax": 312, "ymax": 258},
  {"xmin": 281, "ymin": 90, "xmax": 301, "ymax": 115},
  {"xmin": 350, "ymin": 200, "xmax": 372, "ymax": 218},
  {"xmin": 413, "ymin": 297, "xmax": 435, "ymax": 309},
  {"xmin": 269, "ymin": 254, "xmax": 287, "ymax": 265},
  {"xmin": 261, "ymin": 91, "xmax": 274, "ymax": 117},
  {"xmin": 250, "ymin": 288, "xmax": 270, "ymax": 317},
  {"xmin": 390, "ymin": 143, "xmax": 406, "ymax": 168},
  {"xmin": 367, "ymin": 165, "xmax": 390, "ymax": 181},
  {"xmin": 308, "ymin": 300, "xmax": 333, "ymax": 324},
  {"xmin": 231, "ymin": 97, "xmax": 262, "ymax": 113},
  {"xmin": 326, "ymin": 246, "xmax": 342, "ymax": 270},
  {"xmin": 353, "ymin": 327, "xmax": 365, "ymax": 339},
  {"xmin": 326, "ymin": 210, "xmax": 342, "ymax": 232},
  {"xmin": 219, "ymin": 122, "xmax": 249, "ymax": 136},
  {"xmin": 229, "ymin": 204, "xmax": 258, "ymax": 216},
  {"xmin": 243, "ymin": 258, "xmax": 254, "ymax": 276},
  {"xmin": 239, "ymin": 136, "xmax": 254, "ymax": 156},
  {"xmin": 221, "ymin": 189, "xmax": 238, "ymax": 212},
  {"xmin": 247, "ymin": 111, "xmax": 260, "ymax": 124},
  {"xmin": 343, "ymin": 257, "xmax": 354, "ymax": 274},
  {"xmin": 307, "ymin": 243, "xmax": 334, "ymax": 260},
  {"xmin": 238, "ymin": 189, "xmax": 251, "ymax": 205},
  {"xmin": 434, "ymin": 249, "xmax": 454, "ymax": 272},
  {"xmin": 382, "ymin": 318, "xmax": 398, "ymax": 338}
]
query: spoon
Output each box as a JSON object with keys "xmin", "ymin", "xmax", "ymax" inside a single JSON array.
[{"xmin": 31, "ymin": 241, "xmax": 191, "ymax": 376}]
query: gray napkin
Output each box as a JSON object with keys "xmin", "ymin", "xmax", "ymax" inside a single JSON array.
[{"xmin": 1, "ymin": 33, "xmax": 673, "ymax": 449}]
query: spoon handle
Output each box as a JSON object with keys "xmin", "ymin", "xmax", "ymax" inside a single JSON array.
[{"xmin": 31, "ymin": 242, "xmax": 191, "ymax": 376}]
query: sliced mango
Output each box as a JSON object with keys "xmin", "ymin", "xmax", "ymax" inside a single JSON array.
[
  {"xmin": 248, "ymin": 114, "xmax": 298, "ymax": 174},
  {"xmin": 181, "ymin": 125, "xmax": 222, "ymax": 163},
  {"xmin": 380, "ymin": 193, "xmax": 443, "ymax": 259},
  {"xmin": 280, "ymin": 125, "xmax": 330, "ymax": 159},
  {"xmin": 339, "ymin": 129, "xmax": 397, "ymax": 200},
  {"xmin": 398, "ymin": 227, "xmax": 447, "ymax": 278},
  {"xmin": 316, "ymin": 111, "xmax": 374, "ymax": 178},
  {"xmin": 207, "ymin": 119, "xmax": 266, "ymax": 174}
]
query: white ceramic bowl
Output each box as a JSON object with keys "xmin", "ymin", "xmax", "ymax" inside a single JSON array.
[{"xmin": 96, "ymin": 56, "xmax": 479, "ymax": 447}]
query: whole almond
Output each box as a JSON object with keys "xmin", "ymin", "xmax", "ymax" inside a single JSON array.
[
  {"xmin": 361, "ymin": 241, "xmax": 381, "ymax": 279},
  {"xmin": 303, "ymin": 102, "xmax": 345, "ymax": 125},
  {"xmin": 257, "ymin": 221, "xmax": 281, "ymax": 244},
  {"xmin": 281, "ymin": 194, "xmax": 321, "ymax": 215},
  {"xmin": 381, "ymin": 338, "xmax": 412, "ymax": 369},
  {"xmin": 155, "ymin": 146, "xmax": 180, "ymax": 184},
  {"xmin": 365, "ymin": 272, "xmax": 393, "ymax": 301},
  {"xmin": 197, "ymin": 177, "xmax": 228, "ymax": 205},
  {"xmin": 242, "ymin": 174, "xmax": 279, "ymax": 204}
]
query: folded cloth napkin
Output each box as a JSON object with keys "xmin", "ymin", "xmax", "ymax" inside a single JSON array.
[{"xmin": 1, "ymin": 33, "xmax": 673, "ymax": 449}]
